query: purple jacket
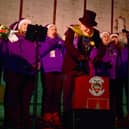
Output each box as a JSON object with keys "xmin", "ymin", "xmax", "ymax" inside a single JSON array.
[
  {"xmin": 0, "ymin": 35, "xmax": 37, "ymax": 75},
  {"xmin": 105, "ymin": 44, "xmax": 118, "ymax": 79},
  {"xmin": 90, "ymin": 43, "xmax": 118, "ymax": 79},
  {"xmin": 116, "ymin": 45, "xmax": 128, "ymax": 78},
  {"xmin": 39, "ymin": 36, "xmax": 64, "ymax": 73}
]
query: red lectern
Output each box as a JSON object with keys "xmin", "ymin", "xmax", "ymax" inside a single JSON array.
[{"xmin": 72, "ymin": 75, "xmax": 110, "ymax": 110}]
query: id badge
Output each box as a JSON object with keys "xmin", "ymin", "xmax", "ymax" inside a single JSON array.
[{"xmin": 50, "ymin": 50, "xmax": 55, "ymax": 57}]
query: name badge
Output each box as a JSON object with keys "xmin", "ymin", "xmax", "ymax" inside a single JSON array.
[{"xmin": 50, "ymin": 50, "xmax": 55, "ymax": 57}]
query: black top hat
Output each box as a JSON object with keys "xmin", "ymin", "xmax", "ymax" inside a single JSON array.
[{"xmin": 79, "ymin": 9, "xmax": 97, "ymax": 27}]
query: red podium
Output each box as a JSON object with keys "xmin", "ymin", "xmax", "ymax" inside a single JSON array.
[{"xmin": 72, "ymin": 75, "xmax": 110, "ymax": 110}]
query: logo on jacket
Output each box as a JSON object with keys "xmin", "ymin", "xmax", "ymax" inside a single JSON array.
[{"xmin": 89, "ymin": 76, "xmax": 105, "ymax": 96}]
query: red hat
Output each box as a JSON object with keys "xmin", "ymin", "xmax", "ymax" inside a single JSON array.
[
  {"xmin": 79, "ymin": 9, "xmax": 97, "ymax": 27},
  {"xmin": 9, "ymin": 21, "xmax": 19, "ymax": 30},
  {"xmin": 110, "ymin": 33, "xmax": 119, "ymax": 39},
  {"xmin": 18, "ymin": 18, "xmax": 31, "ymax": 30},
  {"xmin": 9, "ymin": 18, "xmax": 31, "ymax": 30}
]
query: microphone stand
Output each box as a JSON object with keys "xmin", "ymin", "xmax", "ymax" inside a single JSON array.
[
  {"xmin": 32, "ymin": 39, "xmax": 39, "ymax": 129},
  {"xmin": 25, "ymin": 24, "xmax": 47, "ymax": 129}
]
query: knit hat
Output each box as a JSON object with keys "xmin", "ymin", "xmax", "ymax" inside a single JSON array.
[
  {"xmin": 18, "ymin": 18, "xmax": 31, "ymax": 30},
  {"xmin": 46, "ymin": 24, "xmax": 56, "ymax": 29},
  {"xmin": 110, "ymin": 33, "xmax": 119, "ymax": 39},
  {"xmin": 9, "ymin": 18, "xmax": 31, "ymax": 30},
  {"xmin": 100, "ymin": 32, "xmax": 110, "ymax": 38}
]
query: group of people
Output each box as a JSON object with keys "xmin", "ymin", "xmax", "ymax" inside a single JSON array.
[
  {"xmin": 99, "ymin": 30, "xmax": 129, "ymax": 120},
  {"xmin": 0, "ymin": 9, "xmax": 128, "ymax": 129}
]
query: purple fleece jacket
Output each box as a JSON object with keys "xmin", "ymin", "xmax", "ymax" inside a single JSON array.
[{"xmin": 39, "ymin": 36, "xmax": 64, "ymax": 73}]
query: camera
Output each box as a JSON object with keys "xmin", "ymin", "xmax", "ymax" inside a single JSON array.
[{"xmin": 25, "ymin": 24, "xmax": 48, "ymax": 42}]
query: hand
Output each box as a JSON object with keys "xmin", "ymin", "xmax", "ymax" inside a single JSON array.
[{"xmin": 8, "ymin": 30, "xmax": 19, "ymax": 43}]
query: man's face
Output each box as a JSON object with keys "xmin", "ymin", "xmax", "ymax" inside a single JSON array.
[{"xmin": 79, "ymin": 22, "xmax": 92, "ymax": 34}]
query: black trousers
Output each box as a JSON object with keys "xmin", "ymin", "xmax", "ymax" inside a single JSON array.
[
  {"xmin": 41, "ymin": 72, "xmax": 63, "ymax": 114},
  {"xmin": 3, "ymin": 70, "xmax": 36, "ymax": 129}
]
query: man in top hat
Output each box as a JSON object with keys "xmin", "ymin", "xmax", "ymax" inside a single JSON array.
[{"xmin": 62, "ymin": 9, "xmax": 102, "ymax": 129}]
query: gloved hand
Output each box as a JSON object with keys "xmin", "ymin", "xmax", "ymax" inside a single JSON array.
[{"xmin": 8, "ymin": 30, "xmax": 19, "ymax": 43}]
